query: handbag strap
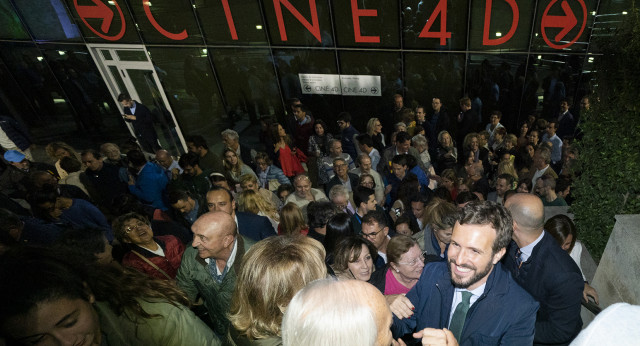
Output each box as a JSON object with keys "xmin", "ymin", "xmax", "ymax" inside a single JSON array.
[{"xmin": 130, "ymin": 250, "xmax": 172, "ymax": 280}]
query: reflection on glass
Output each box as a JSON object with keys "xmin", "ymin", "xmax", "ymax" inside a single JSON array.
[
  {"xmin": 0, "ymin": 59, "xmax": 38, "ymax": 127},
  {"xmin": 465, "ymin": 54, "xmax": 528, "ymax": 132},
  {"xmin": 404, "ymin": 53, "xmax": 464, "ymax": 114},
  {"xmin": 0, "ymin": 0, "xmax": 30, "ymax": 39},
  {"xmin": 530, "ymin": 0, "xmax": 596, "ymax": 53},
  {"xmin": 109, "ymin": 66, "xmax": 127, "ymax": 95},
  {"xmin": 65, "ymin": 0, "xmax": 141, "ymax": 43},
  {"xmin": 101, "ymin": 50, "xmax": 113, "ymax": 61},
  {"xmin": 126, "ymin": 69, "xmax": 181, "ymax": 153},
  {"xmin": 13, "ymin": 0, "xmax": 82, "ymax": 41},
  {"xmin": 145, "ymin": 46, "xmax": 225, "ymax": 151},
  {"xmin": 263, "ymin": 0, "xmax": 334, "ymax": 47},
  {"xmin": 126, "ymin": 0, "xmax": 202, "ymax": 44}
]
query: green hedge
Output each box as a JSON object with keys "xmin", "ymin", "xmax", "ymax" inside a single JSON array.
[{"xmin": 572, "ymin": 7, "xmax": 640, "ymax": 262}]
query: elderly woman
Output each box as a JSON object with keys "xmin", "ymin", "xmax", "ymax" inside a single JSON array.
[
  {"xmin": 435, "ymin": 130, "xmax": 457, "ymax": 173},
  {"xmin": 229, "ymin": 235, "xmax": 326, "ymax": 345},
  {"xmin": 254, "ymin": 151, "xmax": 290, "ymax": 190},
  {"xmin": 113, "ymin": 212, "xmax": 185, "ymax": 280},
  {"xmin": 0, "ymin": 247, "xmax": 219, "ymax": 345},
  {"xmin": 331, "ymin": 236, "xmax": 377, "ymax": 281},
  {"xmin": 369, "ymin": 235, "xmax": 425, "ymax": 296}
]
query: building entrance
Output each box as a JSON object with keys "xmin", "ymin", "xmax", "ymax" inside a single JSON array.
[{"xmin": 87, "ymin": 44, "xmax": 185, "ymax": 155}]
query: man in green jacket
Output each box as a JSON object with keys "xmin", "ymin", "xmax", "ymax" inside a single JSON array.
[{"xmin": 176, "ymin": 211, "xmax": 255, "ymax": 340}]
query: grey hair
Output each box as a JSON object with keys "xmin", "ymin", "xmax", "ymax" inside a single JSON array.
[
  {"xmin": 221, "ymin": 129, "xmax": 239, "ymax": 141},
  {"xmin": 412, "ymin": 134, "xmax": 427, "ymax": 147},
  {"xmin": 282, "ymin": 279, "xmax": 378, "ymax": 346},
  {"xmin": 329, "ymin": 184, "xmax": 348, "ymax": 201}
]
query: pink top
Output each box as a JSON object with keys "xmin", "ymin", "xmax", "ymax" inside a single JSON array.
[{"xmin": 384, "ymin": 268, "xmax": 411, "ymax": 295}]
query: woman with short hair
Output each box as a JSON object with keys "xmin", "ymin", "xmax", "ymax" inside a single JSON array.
[{"xmin": 331, "ymin": 236, "xmax": 377, "ymax": 282}]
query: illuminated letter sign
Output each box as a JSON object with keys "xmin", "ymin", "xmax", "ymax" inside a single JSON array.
[
  {"xmin": 351, "ymin": 0, "xmax": 379, "ymax": 43},
  {"xmin": 273, "ymin": 0, "xmax": 321, "ymax": 42},
  {"xmin": 74, "ymin": 0, "xmax": 126, "ymax": 41},
  {"xmin": 221, "ymin": 0, "xmax": 238, "ymax": 40},
  {"xmin": 418, "ymin": 0, "xmax": 451, "ymax": 45},
  {"xmin": 143, "ymin": 1, "xmax": 188, "ymax": 40},
  {"xmin": 541, "ymin": 0, "xmax": 586, "ymax": 49},
  {"xmin": 483, "ymin": 0, "xmax": 519, "ymax": 46}
]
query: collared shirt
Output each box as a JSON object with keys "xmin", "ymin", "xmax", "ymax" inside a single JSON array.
[
  {"xmin": 184, "ymin": 199, "xmax": 200, "ymax": 225},
  {"xmin": 519, "ymin": 230, "xmax": 545, "ymax": 262},
  {"xmin": 531, "ymin": 165, "xmax": 550, "ymax": 187},
  {"xmin": 130, "ymin": 101, "xmax": 137, "ymax": 114},
  {"xmin": 339, "ymin": 175, "xmax": 352, "ymax": 192},
  {"xmin": 205, "ymin": 237, "xmax": 238, "ymax": 277},
  {"xmin": 448, "ymin": 283, "xmax": 486, "ymax": 327},
  {"xmin": 297, "ymin": 115, "xmax": 311, "ymax": 126}
]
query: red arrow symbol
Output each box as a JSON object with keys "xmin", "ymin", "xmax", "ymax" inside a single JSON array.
[
  {"xmin": 76, "ymin": 0, "xmax": 114, "ymax": 33},
  {"xmin": 541, "ymin": 0, "xmax": 577, "ymax": 42}
]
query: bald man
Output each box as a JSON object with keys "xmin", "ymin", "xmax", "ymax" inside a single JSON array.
[
  {"xmin": 154, "ymin": 149, "xmax": 182, "ymax": 180},
  {"xmin": 503, "ymin": 193, "xmax": 583, "ymax": 346},
  {"xmin": 282, "ymin": 279, "xmax": 401, "ymax": 346},
  {"xmin": 176, "ymin": 211, "xmax": 255, "ymax": 338}
]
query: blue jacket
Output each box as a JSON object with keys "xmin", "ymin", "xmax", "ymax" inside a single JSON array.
[
  {"xmin": 236, "ymin": 211, "xmax": 277, "ymax": 241},
  {"xmin": 392, "ymin": 261, "xmax": 538, "ymax": 345},
  {"xmin": 340, "ymin": 125, "xmax": 360, "ymax": 161},
  {"xmin": 502, "ymin": 233, "xmax": 583, "ymax": 346},
  {"xmin": 262, "ymin": 165, "xmax": 290, "ymax": 187},
  {"xmin": 129, "ymin": 162, "xmax": 169, "ymax": 210}
]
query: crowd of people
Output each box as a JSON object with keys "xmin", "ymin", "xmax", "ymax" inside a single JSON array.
[{"xmin": 0, "ymin": 92, "xmax": 604, "ymax": 345}]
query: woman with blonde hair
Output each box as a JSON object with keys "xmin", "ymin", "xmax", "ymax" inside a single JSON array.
[
  {"xmin": 223, "ymin": 148, "xmax": 256, "ymax": 184},
  {"xmin": 229, "ymin": 235, "xmax": 327, "ymax": 345},
  {"xmin": 278, "ymin": 202, "xmax": 308, "ymax": 236},
  {"xmin": 497, "ymin": 160, "xmax": 519, "ymax": 189},
  {"xmin": 366, "ymin": 117, "xmax": 385, "ymax": 154},
  {"xmin": 45, "ymin": 141, "xmax": 82, "ymax": 179},
  {"xmin": 238, "ymin": 189, "xmax": 280, "ymax": 232}
]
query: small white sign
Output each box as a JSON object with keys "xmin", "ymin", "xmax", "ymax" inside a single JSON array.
[
  {"xmin": 298, "ymin": 74, "xmax": 382, "ymax": 97},
  {"xmin": 299, "ymin": 73, "xmax": 341, "ymax": 95},
  {"xmin": 340, "ymin": 75, "xmax": 381, "ymax": 97}
]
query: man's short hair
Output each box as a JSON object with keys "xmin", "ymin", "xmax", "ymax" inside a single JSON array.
[
  {"xmin": 455, "ymin": 191, "xmax": 479, "ymax": 205},
  {"xmin": 329, "ymin": 185, "xmax": 348, "ymax": 201},
  {"xmin": 540, "ymin": 174, "xmax": 556, "ymax": 190},
  {"xmin": 396, "ymin": 131, "xmax": 411, "ymax": 144},
  {"xmin": 490, "ymin": 110, "xmax": 502, "ymax": 119},
  {"xmin": 293, "ymin": 173, "xmax": 310, "ymax": 184},
  {"xmin": 332, "ymin": 157, "xmax": 347, "ymax": 167},
  {"xmin": 178, "ymin": 152, "xmax": 200, "ymax": 168},
  {"xmin": 353, "ymin": 186, "xmax": 375, "ymax": 209},
  {"xmin": 497, "ymin": 173, "xmax": 515, "ymax": 187},
  {"xmin": 459, "ymin": 97, "xmax": 471, "ymax": 107},
  {"xmin": 555, "ymin": 177, "xmax": 572, "ymax": 194},
  {"xmin": 282, "ymin": 279, "xmax": 378, "ymax": 346},
  {"xmin": 117, "ymin": 93, "xmax": 131, "ymax": 102},
  {"xmin": 81, "ymin": 149, "xmax": 102, "ymax": 160},
  {"xmin": 362, "ymin": 209, "xmax": 387, "ymax": 228},
  {"xmin": 186, "ymin": 135, "xmax": 208, "ymax": 150},
  {"xmin": 127, "ymin": 150, "xmax": 146, "ymax": 167},
  {"xmin": 562, "ymin": 97, "xmax": 573, "ymax": 106},
  {"xmin": 337, "ymin": 112, "xmax": 352, "ymax": 123},
  {"xmin": 536, "ymin": 146, "xmax": 552, "ymax": 164},
  {"xmin": 548, "ymin": 119, "xmax": 559, "ymax": 130},
  {"xmin": 167, "ymin": 189, "xmax": 190, "ymax": 205},
  {"xmin": 307, "ymin": 201, "xmax": 337, "ymax": 229},
  {"xmin": 457, "ymin": 201, "xmax": 513, "ymax": 254},
  {"xmin": 328, "ymin": 139, "xmax": 341, "ymax": 150},
  {"xmin": 357, "ymin": 153, "xmax": 371, "ymax": 165},
  {"xmin": 59, "ymin": 156, "xmax": 82, "ymax": 173},
  {"xmin": 254, "ymin": 152, "xmax": 272, "ymax": 165},
  {"xmin": 494, "ymin": 127, "xmax": 507, "ymax": 137},
  {"xmin": 356, "ymin": 134, "xmax": 374, "ymax": 148},
  {"xmin": 221, "ymin": 129, "xmax": 239, "ymax": 141},
  {"xmin": 391, "ymin": 154, "xmax": 409, "ymax": 167}
]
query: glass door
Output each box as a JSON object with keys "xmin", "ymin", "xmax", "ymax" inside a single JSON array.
[{"xmin": 87, "ymin": 44, "xmax": 185, "ymax": 155}]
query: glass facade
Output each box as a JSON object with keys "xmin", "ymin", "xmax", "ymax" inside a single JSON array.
[{"xmin": 0, "ymin": 0, "xmax": 628, "ymax": 152}]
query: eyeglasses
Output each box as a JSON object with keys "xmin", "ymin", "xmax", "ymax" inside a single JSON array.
[
  {"xmin": 125, "ymin": 221, "xmax": 146, "ymax": 234},
  {"xmin": 362, "ymin": 227, "xmax": 385, "ymax": 239},
  {"xmin": 397, "ymin": 252, "xmax": 426, "ymax": 266}
]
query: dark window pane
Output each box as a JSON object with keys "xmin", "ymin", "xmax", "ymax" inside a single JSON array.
[
  {"xmin": 402, "ymin": 0, "xmax": 469, "ymax": 50},
  {"xmin": 39, "ymin": 44, "xmax": 131, "ymax": 143},
  {"xmin": 0, "ymin": 0, "xmax": 30, "ymax": 39},
  {"xmin": 466, "ymin": 54, "xmax": 529, "ymax": 132},
  {"xmin": 331, "ymin": 0, "xmax": 399, "ymax": 48},
  {"xmin": 263, "ymin": 0, "xmax": 334, "ymax": 47},
  {"xmin": 100, "ymin": 49, "xmax": 113, "ymax": 61},
  {"xmin": 0, "ymin": 57, "xmax": 39, "ymax": 127},
  {"xmin": 145, "ymin": 47, "xmax": 225, "ymax": 149},
  {"xmin": 62, "ymin": 0, "xmax": 141, "ymax": 43},
  {"xmin": 530, "ymin": 0, "xmax": 597, "ymax": 53},
  {"xmin": 116, "ymin": 49, "xmax": 148, "ymax": 62},
  {"xmin": 468, "ymin": 0, "xmax": 536, "ymax": 51},
  {"xmin": 126, "ymin": 0, "xmax": 203, "ymax": 44},
  {"xmin": 12, "ymin": 0, "xmax": 82, "ymax": 41},
  {"xmin": 338, "ymin": 51, "xmax": 401, "ymax": 132},
  {"xmin": 211, "ymin": 48, "xmax": 283, "ymax": 151},
  {"xmin": 273, "ymin": 49, "xmax": 340, "ymax": 128},
  {"xmin": 196, "ymin": 0, "xmax": 268, "ymax": 45}
]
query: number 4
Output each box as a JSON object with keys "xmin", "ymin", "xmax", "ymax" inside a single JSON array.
[{"xmin": 418, "ymin": 0, "xmax": 451, "ymax": 45}]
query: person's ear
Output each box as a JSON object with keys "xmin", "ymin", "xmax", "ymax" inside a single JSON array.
[
  {"xmin": 383, "ymin": 227, "xmax": 389, "ymax": 236},
  {"xmin": 492, "ymin": 247, "xmax": 507, "ymax": 264}
]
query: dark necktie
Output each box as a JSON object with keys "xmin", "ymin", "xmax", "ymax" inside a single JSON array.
[
  {"xmin": 449, "ymin": 291, "xmax": 472, "ymax": 341},
  {"xmin": 516, "ymin": 248, "xmax": 523, "ymax": 268}
]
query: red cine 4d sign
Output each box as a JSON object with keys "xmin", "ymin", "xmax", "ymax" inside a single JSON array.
[{"xmin": 73, "ymin": 0, "xmax": 587, "ymax": 49}]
